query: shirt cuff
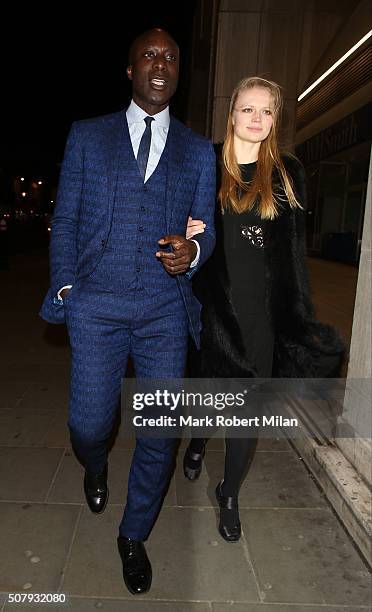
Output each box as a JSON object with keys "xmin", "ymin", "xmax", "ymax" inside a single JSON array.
[
  {"xmin": 189, "ymin": 240, "xmax": 200, "ymax": 268},
  {"xmin": 57, "ymin": 285, "xmax": 72, "ymax": 300}
]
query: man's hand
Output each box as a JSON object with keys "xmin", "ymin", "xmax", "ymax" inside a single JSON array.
[{"xmin": 156, "ymin": 235, "xmax": 197, "ymax": 275}]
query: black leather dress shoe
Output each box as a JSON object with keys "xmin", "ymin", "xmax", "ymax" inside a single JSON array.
[
  {"xmin": 117, "ymin": 536, "xmax": 152, "ymax": 595},
  {"xmin": 215, "ymin": 480, "xmax": 241, "ymax": 542},
  {"xmin": 83, "ymin": 465, "xmax": 108, "ymax": 514},
  {"xmin": 183, "ymin": 441, "xmax": 205, "ymax": 481}
]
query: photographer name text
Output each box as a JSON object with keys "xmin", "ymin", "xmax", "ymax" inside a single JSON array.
[{"xmin": 132, "ymin": 415, "xmax": 298, "ymax": 428}]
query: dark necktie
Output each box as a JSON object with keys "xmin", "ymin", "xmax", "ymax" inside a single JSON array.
[{"xmin": 137, "ymin": 116, "xmax": 154, "ymax": 180}]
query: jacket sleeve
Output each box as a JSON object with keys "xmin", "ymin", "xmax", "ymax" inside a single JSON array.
[
  {"xmin": 49, "ymin": 122, "xmax": 83, "ymax": 295},
  {"xmin": 186, "ymin": 141, "xmax": 216, "ymax": 278}
]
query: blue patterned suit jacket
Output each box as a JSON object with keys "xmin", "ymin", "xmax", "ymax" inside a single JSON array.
[{"xmin": 39, "ymin": 110, "xmax": 216, "ymax": 347}]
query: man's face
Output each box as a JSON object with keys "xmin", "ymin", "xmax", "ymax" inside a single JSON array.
[{"xmin": 127, "ymin": 30, "xmax": 179, "ymax": 115}]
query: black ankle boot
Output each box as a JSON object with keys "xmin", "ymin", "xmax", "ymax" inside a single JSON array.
[
  {"xmin": 215, "ymin": 480, "xmax": 241, "ymax": 542},
  {"xmin": 183, "ymin": 441, "xmax": 205, "ymax": 481}
]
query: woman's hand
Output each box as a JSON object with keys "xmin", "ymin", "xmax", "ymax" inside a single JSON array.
[{"xmin": 186, "ymin": 216, "xmax": 206, "ymax": 240}]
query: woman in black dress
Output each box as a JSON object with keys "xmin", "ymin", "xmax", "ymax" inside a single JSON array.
[{"xmin": 183, "ymin": 76, "xmax": 344, "ymax": 542}]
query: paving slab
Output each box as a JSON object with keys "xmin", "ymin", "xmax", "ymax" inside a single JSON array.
[
  {"xmin": 0, "ymin": 363, "xmax": 70, "ymax": 384},
  {"xmin": 62, "ymin": 506, "xmax": 260, "ymax": 602},
  {"xmin": 61, "ymin": 507, "xmax": 129, "ymax": 598},
  {"xmin": 213, "ymin": 604, "xmax": 371, "ymax": 612},
  {"xmin": 12, "ymin": 335, "xmax": 71, "ymax": 366},
  {"xmin": 2, "ymin": 597, "xmax": 212, "ymax": 611},
  {"xmin": 0, "ymin": 382, "xmax": 30, "ymax": 410},
  {"xmin": 147, "ymin": 507, "xmax": 259, "ymax": 602},
  {"xmin": 112, "ymin": 426, "xmax": 137, "ymax": 450},
  {"xmin": 241, "ymin": 508, "xmax": 371, "ymax": 606},
  {"xmin": 237, "ymin": 451, "xmax": 327, "ymax": 508},
  {"xmin": 179, "ymin": 436, "xmax": 225, "ymax": 452},
  {"xmin": 255, "ymin": 437, "xmax": 291, "ymax": 451},
  {"xmin": 48, "ymin": 449, "xmax": 176, "ymax": 507},
  {"xmin": 0, "ymin": 342, "xmax": 69, "ymax": 367},
  {"xmin": 174, "ymin": 451, "xmax": 224, "ymax": 507},
  {"xmin": 16, "ymin": 381, "xmax": 69, "ymax": 412},
  {"xmin": 0, "ymin": 502, "xmax": 80, "ymax": 593},
  {"xmin": 178, "ymin": 437, "xmax": 291, "ymax": 455},
  {"xmin": 0, "ymin": 409, "xmax": 56, "ymax": 447},
  {"xmin": 65, "ymin": 601, "xmax": 211, "ymax": 612},
  {"xmin": 0, "ymin": 343, "xmax": 36, "ymax": 367},
  {"xmin": 42, "ymin": 411, "xmax": 71, "ymax": 447},
  {"xmin": 0, "ymin": 447, "xmax": 64, "ymax": 501},
  {"xmin": 175, "ymin": 450, "xmax": 326, "ymax": 509}
]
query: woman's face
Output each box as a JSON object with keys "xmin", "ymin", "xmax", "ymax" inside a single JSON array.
[{"xmin": 232, "ymin": 86, "xmax": 274, "ymax": 145}]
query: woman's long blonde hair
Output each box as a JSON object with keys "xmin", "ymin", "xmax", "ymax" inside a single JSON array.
[{"xmin": 219, "ymin": 76, "xmax": 301, "ymax": 219}]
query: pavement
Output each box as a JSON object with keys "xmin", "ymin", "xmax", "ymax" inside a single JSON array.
[{"xmin": 0, "ymin": 250, "xmax": 370, "ymax": 612}]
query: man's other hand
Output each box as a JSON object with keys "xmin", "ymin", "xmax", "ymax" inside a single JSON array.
[
  {"xmin": 156, "ymin": 235, "xmax": 197, "ymax": 275},
  {"xmin": 60, "ymin": 288, "xmax": 71, "ymax": 300}
]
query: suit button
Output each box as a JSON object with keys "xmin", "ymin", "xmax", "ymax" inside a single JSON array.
[
  {"xmin": 140, "ymin": 206, "xmax": 145, "ymax": 212},
  {"xmin": 138, "ymin": 226, "xmax": 144, "ymax": 232},
  {"xmin": 101, "ymin": 240, "xmax": 106, "ymax": 247},
  {"xmin": 137, "ymin": 248, "xmax": 142, "ymax": 253},
  {"xmin": 136, "ymin": 266, "xmax": 141, "ymax": 272}
]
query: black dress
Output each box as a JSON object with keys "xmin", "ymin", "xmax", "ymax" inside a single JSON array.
[{"xmin": 222, "ymin": 162, "xmax": 274, "ymax": 378}]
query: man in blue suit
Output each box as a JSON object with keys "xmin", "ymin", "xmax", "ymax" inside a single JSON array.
[{"xmin": 40, "ymin": 28, "xmax": 215, "ymax": 594}]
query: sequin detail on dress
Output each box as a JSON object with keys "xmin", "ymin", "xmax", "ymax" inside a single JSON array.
[{"xmin": 240, "ymin": 225, "xmax": 264, "ymax": 248}]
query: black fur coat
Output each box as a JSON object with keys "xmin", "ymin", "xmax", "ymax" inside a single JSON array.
[{"xmin": 190, "ymin": 155, "xmax": 345, "ymax": 379}]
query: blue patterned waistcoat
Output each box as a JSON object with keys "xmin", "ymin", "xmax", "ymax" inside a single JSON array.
[{"xmin": 88, "ymin": 136, "xmax": 180, "ymax": 299}]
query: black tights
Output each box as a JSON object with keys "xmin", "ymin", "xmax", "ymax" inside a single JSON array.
[{"xmin": 189, "ymin": 436, "xmax": 258, "ymax": 497}]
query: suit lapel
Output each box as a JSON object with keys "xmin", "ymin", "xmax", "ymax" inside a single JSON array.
[{"xmin": 165, "ymin": 117, "xmax": 188, "ymax": 232}]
